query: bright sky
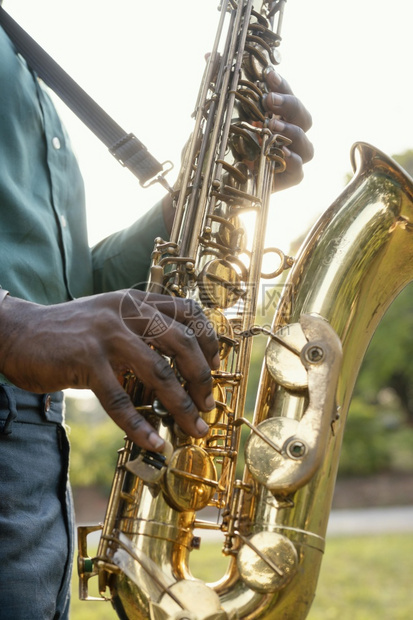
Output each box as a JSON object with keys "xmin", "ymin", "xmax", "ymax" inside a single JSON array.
[{"xmin": 4, "ymin": 0, "xmax": 413, "ymax": 254}]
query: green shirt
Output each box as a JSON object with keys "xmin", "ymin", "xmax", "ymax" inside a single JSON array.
[{"xmin": 0, "ymin": 25, "xmax": 168, "ymax": 304}]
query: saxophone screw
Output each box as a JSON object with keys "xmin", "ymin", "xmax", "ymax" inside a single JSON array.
[
  {"xmin": 304, "ymin": 345, "xmax": 324, "ymax": 364},
  {"xmin": 286, "ymin": 439, "xmax": 307, "ymax": 460}
]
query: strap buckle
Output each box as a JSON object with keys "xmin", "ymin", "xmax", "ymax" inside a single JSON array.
[{"xmin": 109, "ymin": 133, "xmax": 173, "ymax": 189}]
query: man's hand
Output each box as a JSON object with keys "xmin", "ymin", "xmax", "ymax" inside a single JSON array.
[
  {"xmin": 0, "ymin": 291, "xmax": 220, "ymax": 452},
  {"xmin": 161, "ymin": 68, "xmax": 314, "ymax": 233},
  {"xmin": 263, "ymin": 68, "xmax": 314, "ymax": 191}
]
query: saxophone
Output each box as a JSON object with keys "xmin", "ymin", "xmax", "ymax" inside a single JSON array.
[{"xmin": 78, "ymin": 1, "xmax": 413, "ymax": 618}]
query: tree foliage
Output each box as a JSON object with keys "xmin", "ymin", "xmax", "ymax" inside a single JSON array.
[
  {"xmin": 65, "ymin": 394, "xmax": 124, "ymax": 492},
  {"xmin": 354, "ymin": 284, "xmax": 413, "ymax": 424}
]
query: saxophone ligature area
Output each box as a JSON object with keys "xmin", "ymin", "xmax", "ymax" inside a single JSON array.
[{"xmin": 78, "ymin": 1, "xmax": 413, "ymax": 618}]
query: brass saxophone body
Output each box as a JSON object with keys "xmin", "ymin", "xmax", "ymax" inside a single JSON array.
[{"xmin": 77, "ymin": 1, "xmax": 413, "ymax": 618}]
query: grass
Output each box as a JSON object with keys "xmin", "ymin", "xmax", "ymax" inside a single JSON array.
[
  {"xmin": 310, "ymin": 533, "xmax": 413, "ymax": 620},
  {"xmin": 71, "ymin": 533, "xmax": 413, "ymax": 619}
]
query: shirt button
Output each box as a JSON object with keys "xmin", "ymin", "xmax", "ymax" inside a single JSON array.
[
  {"xmin": 61, "ymin": 214, "xmax": 67, "ymax": 228},
  {"xmin": 44, "ymin": 394, "xmax": 52, "ymax": 413},
  {"xmin": 52, "ymin": 136, "xmax": 61, "ymax": 150}
]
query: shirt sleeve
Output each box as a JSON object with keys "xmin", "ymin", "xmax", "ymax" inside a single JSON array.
[{"xmin": 91, "ymin": 199, "xmax": 169, "ymax": 293}]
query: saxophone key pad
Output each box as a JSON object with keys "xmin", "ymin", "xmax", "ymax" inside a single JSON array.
[{"xmin": 265, "ymin": 322, "xmax": 308, "ymax": 390}]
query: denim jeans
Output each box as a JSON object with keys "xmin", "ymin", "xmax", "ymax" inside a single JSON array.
[{"xmin": 0, "ymin": 385, "xmax": 73, "ymax": 619}]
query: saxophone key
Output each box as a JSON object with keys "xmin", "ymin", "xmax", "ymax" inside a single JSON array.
[
  {"xmin": 162, "ymin": 445, "xmax": 218, "ymax": 512},
  {"xmin": 125, "ymin": 440, "xmax": 173, "ymax": 485},
  {"xmin": 236, "ymin": 531, "xmax": 298, "ymax": 593}
]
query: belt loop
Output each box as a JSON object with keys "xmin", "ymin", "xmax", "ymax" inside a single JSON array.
[{"xmin": 0, "ymin": 385, "xmax": 18, "ymax": 435}]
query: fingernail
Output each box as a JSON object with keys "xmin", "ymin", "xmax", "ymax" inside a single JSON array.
[
  {"xmin": 283, "ymin": 146, "xmax": 292, "ymax": 157},
  {"xmin": 272, "ymin": 119, "xmax": 285, "ymax": 132},
  {"xmin": 148, "ymin": 432, "xmax": 165, "ymax": 451},
  {"xmin": 205, "ymin": 393, "xmax": 216, "ymax": 410},
  {"xmin": 271, "ymin": 93, "xmax": 284, "ymax": 106},
  {"xmin": 196, "ymin": 417, "xmax": 209, "ymax": 436},
  {"xmin": 264, "ymin": 66, "xmax": 282, "ymax": 87}
]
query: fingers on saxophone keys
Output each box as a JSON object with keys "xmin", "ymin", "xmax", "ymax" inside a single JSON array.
[
  {"xmin": 268, "ymin": 118, "xmax": 314, "ymax": 164},
  {"xmin": 92, "ymin": 365, "xmax": 166, "ymax": 452},
  {"xmin": 263, "ymin": 91, "xmax": 313, "ymax": 134},
  {"xmin": 120, "ymin": 291, "xmax": 218, "ymax": 439},
  {"xmin": 156, "ymin": 296, "xmax": 220, "ymax": 372},
  {"xmin": 109, "ymin": 333, "xmax": 211, "ymax": 445},
  {"xmin": 177, "ymin": 298, "xmax": 220, "ymax": 370},
  {"xmin": 139, "ymin": 346, "xmax": 211, "ymax": 441},
  {"xmin": 125, "ymin": 291, "xmax": 220, "ymax": 371},
  {"xmin": 150, "ymin": 315, "xmax": 216, "ymax": 415},
  {"xmin": 285, "ymin": 150, "xmax": 306, "ymax": 186},
  {"xmin": 264, "ymin": 67, "xmax": 293, "ymax": 96},
  {"xmin": 127, "ymin": 305, "xmax": 216, "ymax": 432},
  {"xmin": 275, "ymin": 150, "xmax": 305, "ymax": 191},
  {"xmin": 149, "ymin": 352, "xmax": 211, "ymax": 439}
]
